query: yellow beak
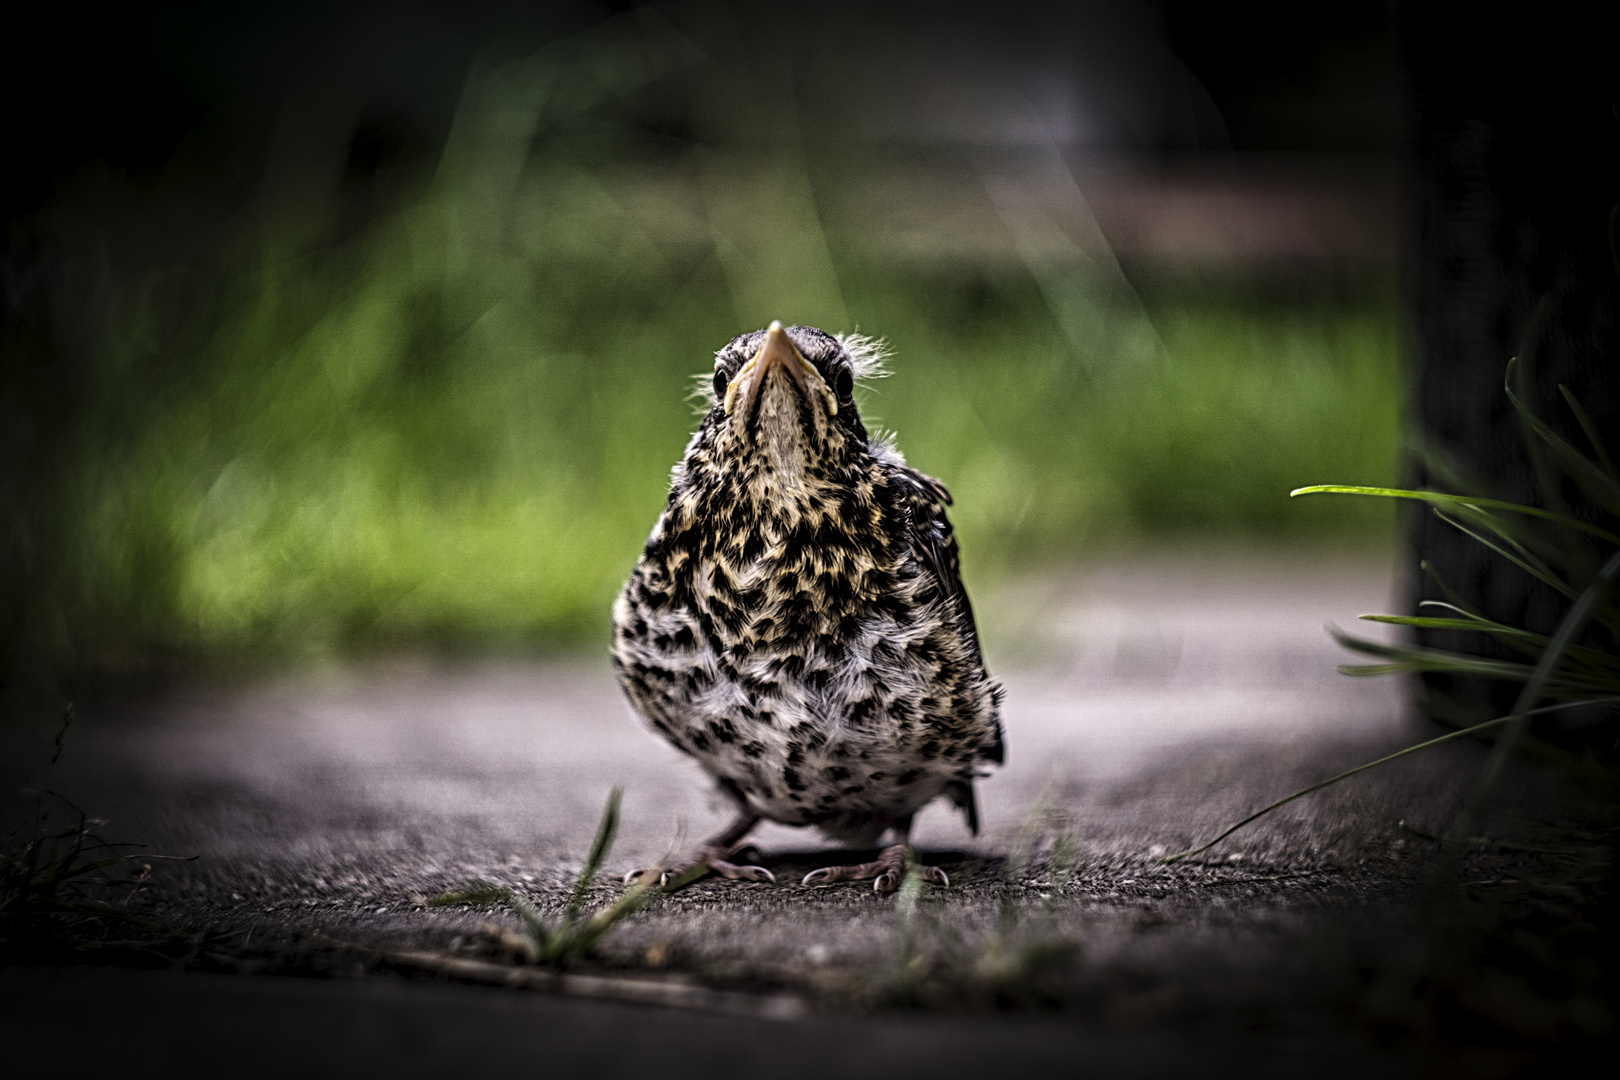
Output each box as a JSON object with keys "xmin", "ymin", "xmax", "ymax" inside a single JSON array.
[{"xmin": 725, "ymin": 320, "xmax": 836, "ymax": 423}]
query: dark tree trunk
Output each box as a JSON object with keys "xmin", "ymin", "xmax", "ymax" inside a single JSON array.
[{"xmin": 1403, "ymin": 3, "xmax": 1620, "ymax": 737}]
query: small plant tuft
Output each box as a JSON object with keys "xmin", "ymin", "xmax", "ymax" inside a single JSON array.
[
  {"xmin": 1167, "ymin": 349, "xmax": 1620, "ymax": 863},
  {"xmin": 431, "ymin": 786, "xmax": 689, "ymax": 967},
  {"xmin": 1, "ymin": 709, "xmax": 196, "ymax": 957}
]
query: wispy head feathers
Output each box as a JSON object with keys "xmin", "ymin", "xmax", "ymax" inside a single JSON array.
[
  {"xmin": 688, "ymin": 329, "xmax": 892, "ymax": 412},
  {"xmin": 688, "ymin": 370, "xmax": 721, "ymax": 414},
  {"xmin": 836, "ymin": 332, "xmax": 891, "ymax": 381}
]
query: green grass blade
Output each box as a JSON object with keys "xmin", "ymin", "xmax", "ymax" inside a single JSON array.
[
  {"xmin": 1427, "ymin": 486, "xmax": 1567, "ymax": 562},
  {"xmin": 1504, "ymin": 358, "xmax": 1620, "ymax": 522},
  {"xmin": 428, "ymin": 885, "xmax": 511, "ymax": 907},
  {"xmin": 1328, "ymin": 626, "xmax": 1538, "ymax": 678},
  {"xmin": 568, "ymin": 880, "xmax": 661, "ymax": 956},
  {"xmin": 564, "ymin": 785, "xmax": 622, "ymax": 926},
  {"xmin": 1359, "ymin": 613, "xmax": 1545, "ymax": 659},
  {"xmin": 1419, "ymin": 561, "xmax": 1487, "ymax": 620},
  {"xmin": 1330, "ymin": 626, "xmax": 1617, "ymax": 692},
  {"xmin": 1291, "ymin": 486, "xmax": 1620, "ymax": 547},
  {"xmin": 1453, "ymin": 546, "xmax": 1620, "ymax": 842},
  {"xmin": 1041, "ymin": 828, "xmax": 1080, "ymax": 916},
  {"xmin": 1365, "ymin": 612, "xmax": 1620, "ymax": 672},
  {"xmin": 1163, "ymin": 694, "xmax": 1620, "ymax": 864},
  {"xmin": 1504, "ymin": 323, "xmax": 1582, "ymax": 570},
  {"xmin": 1372, "ymin": 607, "xmax": 1549, "ymax": 641},
  {"xmin": 895, "ymin": 866, "xmax": 926, "ymax": 924},
  {"xmin": 508, "ymin": 892, "xmax": 549, "ymax": 960},
  {"xmin": 1559, "ymin": 383, "xmax": 1618, "ymax": 479},
  {"xmin": 1163, "ymin": 716, "xmax": 1512, "ymax": 863},
  {"xmin": 1431, "ymin": 509, "xmax": 1574, "ymax": 599},
  {"xmin": 889, "ymin": 868, "xmax": 927, "ymax": 982},
  {"xmin": 1339, "ymin": 662, "xmax": 1434, "ymax": 676},
  {"xmin": 1361, "ymin": 613, "xmax": 1544, "ymax": 636},
  {"xmin": 1417, "ymin": 600, "xmax": 1495, "ymax": 620},
  {"xmin": 998, "ymin": 793, "xmax": 1056, "ymax": 937}
]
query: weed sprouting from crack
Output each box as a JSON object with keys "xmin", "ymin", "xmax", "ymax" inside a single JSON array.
[{"xmin": 430, "ymin": 786, "xmax": 697, "ymax": 968}]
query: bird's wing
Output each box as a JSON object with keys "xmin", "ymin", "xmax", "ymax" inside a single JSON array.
[{"xmin": 894, "ymin": 464, "xmax": 1004, "ymax": 767}]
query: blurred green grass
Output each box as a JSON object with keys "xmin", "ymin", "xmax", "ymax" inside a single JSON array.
[
  {"xmin": 74, "ymin": 262, "xmax": 1397, "ymax": 660},
  {"xmin": 9, "ymin": 27, "xmax": 1401, "ymax": 669}
]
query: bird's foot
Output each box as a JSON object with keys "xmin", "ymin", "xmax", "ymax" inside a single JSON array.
[
  {"xmin": 801, "ymin": 843, "xmax": 949, "ymax": 893},
  {"xmin": 623, "ymin": 843, "xmax": 776, "ymax": 890}
]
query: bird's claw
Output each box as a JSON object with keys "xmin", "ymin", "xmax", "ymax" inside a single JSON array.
[
  {"xmin": 708, "ymin": 858, "xmax": 775, "ymax": 883},
  {"xmin": 802, "ymin": 845, "xmax": 949, "ymax": 892},
  {"xmin": 626, "ymin": 858, "xmax": 775, "ymax": 890},
  {"xmin": 873, "ymin": 863, "xmax": 947, "ymax": 892},
  {"xmin": 623, "ymin": 865, "xmax": 699, "ymax": 888}
]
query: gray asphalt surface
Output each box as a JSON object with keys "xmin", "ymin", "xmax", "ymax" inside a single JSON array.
[{"xmin": 1, "ymin": 549, "xmax": 1587, "ymax": 1073}]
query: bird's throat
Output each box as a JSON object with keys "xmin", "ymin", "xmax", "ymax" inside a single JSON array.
[{"xmin": 748, "ymin": 376, "xmax": 817, "ymax": 493}]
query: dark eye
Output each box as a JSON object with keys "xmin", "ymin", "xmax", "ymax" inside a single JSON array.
[
  {"xmin": 713, "ymin": 368, "xmax": 728, "ymax": 399},
  {"xmin": 834, "ymin": 367, "xmax": 853, "ymax": 399}
]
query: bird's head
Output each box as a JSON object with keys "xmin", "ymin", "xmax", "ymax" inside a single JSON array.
[{"xmin": 702, "ymin": 321, "xmax": 881, "ymax": 482}]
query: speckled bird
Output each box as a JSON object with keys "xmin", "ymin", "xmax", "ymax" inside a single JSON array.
[{"xmin": 611, "ymin": 322, "xmax": 1003, "ymax": 892}]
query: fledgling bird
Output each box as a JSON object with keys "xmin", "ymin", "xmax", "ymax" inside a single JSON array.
[{"xmin": 611, "ymin": 322, "xmax": 1003, "ymax": 891}]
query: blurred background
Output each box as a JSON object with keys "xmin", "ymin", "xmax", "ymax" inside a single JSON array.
[{"xmin": 1, "ymin": 0, "xmax": 1401, "ymax": 690}]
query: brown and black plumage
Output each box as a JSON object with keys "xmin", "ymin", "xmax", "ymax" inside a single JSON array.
[{"xmin": 611, "ymin": 322, "xmax": 1003, "ymax": 891}]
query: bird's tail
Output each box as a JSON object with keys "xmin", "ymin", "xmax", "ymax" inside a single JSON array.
[{"xmin": 945, "ymin": 778, "xmax": 980, "ymax": 836}]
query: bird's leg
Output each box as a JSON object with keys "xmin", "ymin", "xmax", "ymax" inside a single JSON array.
[
  {"xmin": 624, "ymin": 811, "xmax": 776, "ymax": 889},
  {"xmin": 729, "ymin": 842, "xmax": 765, "ymax": 865},
  {"xmin": 686, "ymin": 811, "xmax": 776, "ymax": 885},
  {"xmin": 801, "ymin": 819, "xmax": 949, "ymax": 893}
]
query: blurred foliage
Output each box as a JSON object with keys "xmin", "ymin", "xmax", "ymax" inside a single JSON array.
[{"xmin": 0, "ymin": 12, "xmax": 1400, "ymax": 683}]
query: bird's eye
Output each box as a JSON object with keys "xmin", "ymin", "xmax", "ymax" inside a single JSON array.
[
  {"xmin": 713, "ymin": 368, "xmax": 729, "ymax": 399},
  {"xmin": 834, "ymin": 367, "xmax": 853, "ymax": 399}
]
